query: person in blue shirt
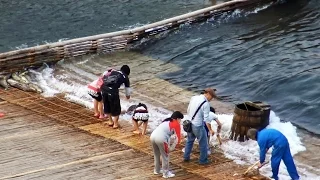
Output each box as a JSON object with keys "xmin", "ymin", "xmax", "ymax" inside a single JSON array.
[{"xmin": 247, "ymin": 128, "xmax": 299, "ymax": 180}]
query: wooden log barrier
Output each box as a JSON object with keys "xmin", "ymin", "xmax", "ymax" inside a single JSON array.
[{"xmin": 230, "ymin": 101, "xmax": 271, "ymax": 141}]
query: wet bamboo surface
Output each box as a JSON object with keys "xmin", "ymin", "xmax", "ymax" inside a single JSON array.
[{"xmin": 0, "ymin": 88, "xmax": 269, "ymax": 180}]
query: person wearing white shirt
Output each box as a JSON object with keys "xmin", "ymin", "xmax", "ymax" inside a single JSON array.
[
  {"xmin": 205, "ymin": 107, "xmax": 222, "ymax": 154},
  {"xmin": 182, "ymin": 106, "xmax": 222, "ymax": 155},
  {"xmin": 183, "ymin": 88, "xmax": 216, "ymax": 165}
]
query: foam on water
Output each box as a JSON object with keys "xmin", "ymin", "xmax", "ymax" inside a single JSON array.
[
  {"xmin": 29, "ymin": 67, "xmax": 92, "ymax": 106},
  {"xmin": 29, "ymin": 66, "xmax": 319, "ymax": 180},
  {"xmin": 208, "ymin": 2, "xmax": 273, "ymax": 25},
  {"xmin": 209, "ymin": 112, "xmax": 320, "ymax": 179}
]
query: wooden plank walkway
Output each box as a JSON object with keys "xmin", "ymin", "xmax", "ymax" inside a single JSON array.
[{"xmin": 0, "ymin": 88, "xmax": 269, "ymax": 179}]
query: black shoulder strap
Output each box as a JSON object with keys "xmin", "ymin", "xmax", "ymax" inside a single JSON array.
[{"xmin": 191, "ymin": 100, "xmax": 206, "ymax": 120}]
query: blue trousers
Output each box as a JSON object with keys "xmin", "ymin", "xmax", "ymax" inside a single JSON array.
[
  {"xmin": 204, "ymin": 121, "xmax": 209, "ymax": 138},
  {"xmin": 271, "ymin": 143, "xmax": 299, "ymax": 180},
  {"xmin": 183, "ymin": 124, "xmax": 208, "ymax": 164}
]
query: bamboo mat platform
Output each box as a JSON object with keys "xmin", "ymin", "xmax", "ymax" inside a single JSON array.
[{"xmin": 0, "ymin": 88, "xmax": 269, "ymax": 180}]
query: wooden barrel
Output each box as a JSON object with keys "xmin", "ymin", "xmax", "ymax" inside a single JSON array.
[{"xmin": 230, "ymin": 101, "xmax": 270, "ymax": 142}]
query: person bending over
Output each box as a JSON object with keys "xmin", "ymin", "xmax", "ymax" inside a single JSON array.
[
  {"xmin": 101, "ymin": 65, "xmax": 131, "ymax": 129},
  {"xmin": 150, "ymin": 111, "xmax": 183, "ymax": 178},
  {"xmin": 247, "ymin": 128, "xmax": 299, "ymax": 180},
  {"xmin": 204, "ymin": 106, "xmax": 222, "ymax": 154},
  {"xmin": 132, "ymin": 103, "xmax": 149, "ymax": 135}
]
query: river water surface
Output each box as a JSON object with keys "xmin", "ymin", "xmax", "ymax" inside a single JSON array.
[{"xmin": 1, "ymin": 0, "xmax": 320, "ymax": 179}]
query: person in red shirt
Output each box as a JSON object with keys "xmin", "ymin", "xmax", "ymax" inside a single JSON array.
[{"xmin": 150, "ymin": 111, "xmax": 183, "ymax": 178}]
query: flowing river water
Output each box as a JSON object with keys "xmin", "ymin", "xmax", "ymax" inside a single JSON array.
[{"xmin": 1, "ymin": 0, "xmax": 320, "ymax": 179}]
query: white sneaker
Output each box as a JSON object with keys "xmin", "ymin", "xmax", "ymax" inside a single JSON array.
[
  {"xmin": 207, "ymin": 148, "xmax": 211, "ymax": 155},
  {"xmin": 182, "ymin": 147, "xmax": 185, "ymax": 153},
  {"xmin": 162, "ymin": 171, "xmax": 175, "ymax": 178},
  {"xmin": 154, "ymin": 169, "xmax": 163, "ymax": 175}
]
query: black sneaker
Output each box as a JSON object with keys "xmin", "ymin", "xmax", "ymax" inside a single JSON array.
[
  {"xmin": 199, "ymin": 160, "xmax": 211, "ymax": 165},
  {"xmin": 183, "ymin": 159, "xmax": 190, "ymax": 162}
]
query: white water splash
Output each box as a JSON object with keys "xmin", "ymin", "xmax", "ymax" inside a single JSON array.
[
  {"xmin": 209, "ymin": 112, "xmax": 319, "ymax": 180},
  {"xmin": 29, "ymin": 65, "xmax": 319, "ymax": 180},
  {"xmin": 208, "ymin": 2, "xmax": 273, "ymax": 25}
]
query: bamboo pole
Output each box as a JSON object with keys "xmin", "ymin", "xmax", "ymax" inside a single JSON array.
[
  {"xmin": 99, "ymin": 44, "xmax": 127, "ymax": 49},
  {"xmin": 97, "ymin": 41, "xmax": 127, "ymax": 46},
  {"xmin": 64, "ymin": 43, "xmax": 93, "ymax": 48},
  {"xmin": 0, "ymin": 53, "xmax": 56, "ymax": 65},
  {"xmin": 243, "ymin": 161, "xmax": 260, "ymax": 175},
  {"xmin": 101, "ymin": 46, "xmax": 126, "ymax": 51},
  {"xmin": 0, "ymin": 58, "xmax": 57, "ymax": 71},
  {"xmin": 0, "ymin": 49, "xmax": 56, "ymax": 62}
]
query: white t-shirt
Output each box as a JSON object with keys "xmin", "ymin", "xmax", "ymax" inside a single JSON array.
[{"xmin": 207, "ymin": 111, "xmax": 218, "ymax": 123}]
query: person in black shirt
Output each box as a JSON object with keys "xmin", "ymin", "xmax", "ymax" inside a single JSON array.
[{"xmin": 101, "ymin": 65, "xmax": 131, "ymax": 129}]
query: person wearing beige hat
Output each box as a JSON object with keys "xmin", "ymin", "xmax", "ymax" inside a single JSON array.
[{"xmin": 183, "ymin": 87, "xmax": 216, "ymax": 165}]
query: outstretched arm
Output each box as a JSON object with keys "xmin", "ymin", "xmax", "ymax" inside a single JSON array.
[
  {"xmin": 169, "ymin": 121, "xmax": 181, "ymax": 151},
  {"xmin": 124, "ymin": 87, "xmax": 131, "ymax": 99},
  {"xmin": 124, "ymin": 75, "xmax": 131, "ymax": 99},
  {"xmin": 169, "ymin": 133, "xmax": 178, "ymax": 151},
  {"xmin": 258, "ymin": 140, "xmax": 267, "ymax": 163},
  {"xmin": 206, "ymin": 122, "xmax": 215, "ymax": 136},
  {"xmin": 216, "ymin": 119, "xmax": 222, "ymax": 134}
]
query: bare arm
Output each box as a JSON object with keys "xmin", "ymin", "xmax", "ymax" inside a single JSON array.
[
  {"xmin": 216, "ymin": 119, "xmax": 222, "ymax": 134},
  {"xmin": 206, "ymin": 122, "xmax": 215, "ymax": 136}
]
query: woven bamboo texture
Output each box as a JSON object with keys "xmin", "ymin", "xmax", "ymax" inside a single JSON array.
[{"xmin": 0, "ymin": 88, "xmax": 270, "ymax": 179}]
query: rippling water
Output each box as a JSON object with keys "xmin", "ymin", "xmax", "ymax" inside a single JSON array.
[
  {"xmin": 1, "ymin": 0, "xmax": 319, "ymax": 133},
  {"xmin": 139, "ymin": 0, "xmax": 320, "ymax": 135},
  {"xmin": 1, "ymin": 0, "xmax": 320, "ymax": 178},
  {"xmin": 0, "ymin": 0, "xmax": 209, "ymax": 51},
  {"xmin": 0, "ymin": 0, "xmax": 318, "ymax": 133}
]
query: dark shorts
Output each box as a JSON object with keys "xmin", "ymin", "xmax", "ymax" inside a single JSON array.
[
  {"xmin": 88, "ymin": 91, "xmax": 102, "ymax": 102},
  {"xmin": 132, "ymin": 118, "xmax": 148, "ymax": 123},
  {"xmin": 102, "ymin": 90, "xmax": 121, "ymax": 116}
]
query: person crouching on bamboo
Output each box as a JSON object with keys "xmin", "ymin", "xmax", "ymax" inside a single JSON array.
[
  {"xmin": 132, "ymin": 103, "xmax": 149, "ymax": 135},
  {"xmin": 247, "ymin": 128, "xmax": 300, "ymax": 180},
  {"xmin": 150, "ymin": 111, "xmax": 183, "ymax": 178}
]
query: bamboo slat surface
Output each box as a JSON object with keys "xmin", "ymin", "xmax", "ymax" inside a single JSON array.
[
  {"xmin": 0, "ymin": 88, "xmax": 270, "ymax": 179},
  {"xmin": 0, "ymin": 90, "xmax": 205, "ymax": 180}
]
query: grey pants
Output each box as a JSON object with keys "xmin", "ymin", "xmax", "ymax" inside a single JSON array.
[{"xmin": 151, "ymin": 139, "xmax": 170, "ymax": 173}]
